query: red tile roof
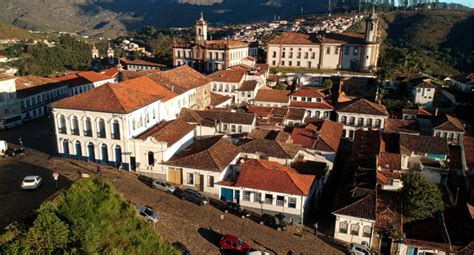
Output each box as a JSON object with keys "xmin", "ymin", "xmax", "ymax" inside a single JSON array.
[
  {"xmin": 289, "ymin": 101, "xmax": 333, "ymax": 109},
  {"xmin": 210, "ymin": 92, "xmax": 232, "ymax": 107},
  {"xmin": 136, "ymin": 119, "xmax": 195, "ymax": 146},
  {"xmin": 50, "ymin": 76, "xmax": 173, "ymax": 113},
  {"xmin": 463, "ymin": 136, "xmax": 474, "ymax": 169},
  {"xmin": 15, "ymin": 76, "xmax": 67, "ymax": 98},
  {"xmin": 255, "ymin": 89, "xmax": 291, "ymax": 103},
  {"xmin": 268, "ymin": 32, "xmax": 366, "ymax": 45},
  {"xmin": 247, "ymin": 105, "xmax": 273, "ymax": 118},
  {"xmin": 166, "ymin": 136, "xmax": 240, "ymax": 172},
  {"xmin": 207, "ymin": 69, "xmax": 245, "ymax": 83},
  {"xmin": 377, "ymin": 152, "xmax": 401, "ymax": 170},
  {"xmin": 53, "ymin": 71, "xmax": 113, "ymax": 88},
  {"xmin": 384, "ymin": 118, "xmax": 419, "ymax": 134},
  {"xmin": 333, "ymin": 187, "xmax": 376, "ymax": 220},
  {"xmin": 433, "ymin": 114, "xmax": 465, "ymax": 132},
  {"xmin": 291, "ymin": 119, "xmax": 343, "ymax": 152},
  {"xmin": 291, "ymin": 88, "xmax": 325, "ymax": 98},
  {"xmin": 337, "ymin": 98, "xmax": 389, "ymax": 116},
  {"xmin": 121, "ymin": 57, "xmax": 166, "ymax": 67},
  {"xmin": 235, "ymin": 159, "xmax": 316, "ymax": 196}
]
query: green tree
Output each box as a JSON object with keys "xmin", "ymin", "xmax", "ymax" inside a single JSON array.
[
  {"xmin": 26, "ymin": 205, "xmax": 70, "ymax": 253},
  {"xmin": 401, "ymin": 172, "xmax": 444, "ymax": 222},
  {"xmin": 322, "ymin": 79, "xmax": 333, "ymax": 95}
]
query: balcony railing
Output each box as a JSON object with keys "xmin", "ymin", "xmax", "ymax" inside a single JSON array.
[
  {"xmin": 84, "ymin": 130, "xmax": 92, "ymax": 137},
  {"xmin": 71, "ymin": 129, "xmax": 79, "ymax": 136},
  {"xmin": 97, "ymin": 131, "xmax": 106, "ymax": 138},
  {"xmin": 111, "ymin": 133, "xmax": 120, "ymax": 140},
  {"xmin": 58, "ymin": 127, "xmax": 67, "ymax": 134}
]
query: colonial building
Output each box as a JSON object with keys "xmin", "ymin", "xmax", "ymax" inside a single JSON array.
[
  {"xmin": 266, "ymin": 10, "xmax": 381, "ymax": 72},
  {"xmin": 172, "ymin": 13, "xmax": 251, "ymax": 73},
  {"xmin": 336, "ymin": 98, "xmax": 389, "ymax": 140},
  {"xmin": 288, "ymin": 88, "xmax": 333, "ymax": 119}
]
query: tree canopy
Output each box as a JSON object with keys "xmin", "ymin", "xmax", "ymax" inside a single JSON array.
[
  {"xmin": 0, "ymin": 178, "xmax": 177, "ymax": 254},
  {"xmin": 401, "ymin": 172, "xmax": 444, "ymax": 222}
]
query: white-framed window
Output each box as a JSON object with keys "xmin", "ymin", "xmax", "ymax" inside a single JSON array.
[
  {"xmin": 187, "ymin": 173, "xmax": 194, "ymax": 185},
  {"xmin": 254, "ymin": 192, "xmax": 262, "ymax": 203},
  {"xmin": 339, "ymin": 222, "xmax": 348, "ymax": 233},
  {"xmin": 288, "ymin": 197, "xmax": 296, "ymax": 208},
  {"xmin": 351, "ymin": 224, "xmax": 360, "ymax": 236},
  {"xmin": 276, "ymin": 196, "xmax": 284, "ymax": 207},
  {"xmin": 243, "ymin": 191, "xmax": 251, "ymax": 201},
  {"xmin": 363, "ymin": 226, "xmax": 372, "ymax": 238},
  {"xmin": 207, "ymin": 176, "xmax": 214, "ymax": 187},
  {"xmin": 264, "ymin": 194, "xmax": 273, "ymax": 204}
]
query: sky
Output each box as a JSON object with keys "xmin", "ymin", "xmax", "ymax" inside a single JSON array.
[{"xmin": 448, "ymin": 0, "xmax": 473, "ymax": 7}]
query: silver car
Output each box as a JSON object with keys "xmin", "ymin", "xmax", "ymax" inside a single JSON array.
[
  {"xmin": 21, "ymin": 176, "xmax": 42, "ymax": 190},
  {"xmin": 347, "ymin": 243, "xmax": 373, "ymax": 255},
  {"xmin": 136, "ymin": 204, "xmax": 160, "ymax": 224},
  {"xmin": 152, "ymin": 180, "xmax": 176, "ymax": 193}
]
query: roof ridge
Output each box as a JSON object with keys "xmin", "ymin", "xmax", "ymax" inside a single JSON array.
[{"xmin": 333, "ymin": 192, "xmax": 374, "ymax": 216}]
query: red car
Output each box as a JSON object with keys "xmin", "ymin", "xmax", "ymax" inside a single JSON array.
[{"xmin": 219, "ymin": 235, "xmax": 251, "ymax": 252}]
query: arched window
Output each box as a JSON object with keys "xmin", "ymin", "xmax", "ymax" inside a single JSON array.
[
  {"xmin": 341, "ymin": 116, "xmax": 347, "ymax": 124},
  {"xmin": 84, "ymin": 117, "xmax": 92, "ymax": 137},
  {"xmin": 367, "ymin": 118, "xmax": 373, "ymax": 127},
  {"xmin": 87, "ymin": 143, "xmax": 95, "ymax": 161},
  {"xmin": 315, "ymin": 111, "xmax": 320, "ymax": 118},
  {"xmin": 115, "ymin": 145, "xmax": 122, "ymax": 168},
  {"xmin": 349, "ymin": 117, "xmax": 355, "ymax": 125},
  {"xmin": 112, "ymin": 120, "xmax": 120, "ymax": 140},
  {"xmin": 358, "ymin": 118, "xmax": 364, "ymax": 127},
  {"xmin": 375, "ymin": 119, "xmax": 381, "ymax": 128},
  {"xmin": 71, "ymin": 116, "xmax": 79, "ymax": 135},
  {"xmin": 148, "ymin": 151, "xmax": 154, "ymax": 166},
  {"xmin": 75, "ymin": 141, "xmax": 82, "ymax": 159},
  {"xmin": 62, "ymin": 140, "xmax": 69, "ymax": 156},
  {"xmin": 98, "ymin": 119, "xmax": 106, "ymax": 138},
  {"xmin": 101, "ymin": 144, "xmax": 108, "ymax": 164},
  {"xmin": 59, "ymin": 115, "xmax": 66, "ymax": 134}
]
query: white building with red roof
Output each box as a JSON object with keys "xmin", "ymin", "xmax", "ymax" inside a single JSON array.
[
  {"xmin": 289, "ymin": 88, "xmax": 334, "ymax": 119},
  {"xmin": 217, "ymin": 159, "xmax": 317, "ymax": 224},
  {"xmin": 53, "ymin": 71, "xmax": 115, "ymax": 96}
]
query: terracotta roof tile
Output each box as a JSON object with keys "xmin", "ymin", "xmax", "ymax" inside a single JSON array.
[
  {"xmin": 377, "ymin": 152, "xmax": 401, "ymax": 170},
  {"xmin": 289, "ymin": 101, "xmax": 334, "ymax": 109},
  {"xmin": 415, "ymin": 80, "xmax": 436, "ymax": 88},
  {"xmin": 166, "ymin": 136, "xmax": 239, "ymax": 172},
  {"xmin": 433, "ymin": 114, "xmax": 465, "ymax": 132},
  {"xmin": 235, "ymin": 159, "xmax": 316, "ymax": 196},
  {"xmin": 291, "ymin": 119, "xmax": 343, "ymax": 152},
  {"xmin": 375, "ymin": 189, "xmax": 402, "ymax": 234},
  {"xmin": 180, "ymin": 108, "xmax": 255, "ymax": 126},
  {"xmin": 121, "ymin": 57, "xmax": 166, "ymax": 67},
  {"xmin": 285, "ymin": 108, "xmax": 306, "ymax": 120},
  {"xmin": 208, "ymin": 69, "xmax": 245, "ymax": 83},
  {"xmin": 237, "ymin": 80, "xmax": 258, "ymax": 91},
  {"xmin": 53, "ymin": 71, "xmax": 114, "ymax": 88},
  {"xmin": 50, "ymin": 76, "xmax": 172, "ymax": 113},
  {"xmin": 268, "ymin": 32, "xmax": 366, "ymax": 45},
  {"xmin": 384, "ymin": 118, "xmax": 419, "ymax": 134},
  {"xmin": 400, "ymin": 134, "xmax": 448, "ymax": 156},
  {"xmin": 290, "ymin": 88, "xmax": 325, "ymax": 98},
  {"xmin": 248, "ymin": 129, "xmax": 290, "ymax": 143},
  {"xmin": 333, "ymin": 187, "xmax": 376, "ymax": 220},
  {"xmin": 15, "ymin": 76, "xmax": 67, "ymax": 98},
  {"xmin": 255, "ymin": 89, "xmax": 291, "ymax": 103},
  {"xmin": 337, "ymin": 98, "xmax": 388, "ymax": 116},
  {"xmin": 210, "ymin": 92, "xmax": 232, "ymax": 107},
  {"xmin": 136, "ymin": 119, "xmax": 195, "ymax": 146},
  {"xmin": 239, "ymin": 138, "xmax": 301, "ymax": 159}
]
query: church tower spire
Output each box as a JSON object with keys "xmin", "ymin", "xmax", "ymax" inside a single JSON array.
[
  {"xmin": 107, "ymin": 43, "xmax": 114, "ymax": 59},
  {"xmin": 91, "ymin": 43, "xmax": 99, "ymax": 59},
  {"xmin": 364, "ymin": 7, "xmax": 378, "ymax": 43},
  {"xmin": 195, "ymin": 12, "xmax": 208, "ymax": 43}
]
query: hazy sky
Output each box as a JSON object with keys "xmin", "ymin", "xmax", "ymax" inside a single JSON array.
[{"xmin": 448, "ymin": 0, "xmax": 473, "ymax": 6}]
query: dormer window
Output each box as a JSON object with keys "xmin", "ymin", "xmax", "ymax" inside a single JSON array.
[
  {"xmin": 306, "ymin": 97, "xmax": 312, "ymax": 102},
  {"xmin": 301, "ymin": 97, "xmax": 306, "ymax": 101},
  {"xmin": 292, "ymin": 96, "xmax": 297, "ymax": 101},
  {"xmin": 316, "ymin": 98, "xmax": 322, "ymax": 102}
]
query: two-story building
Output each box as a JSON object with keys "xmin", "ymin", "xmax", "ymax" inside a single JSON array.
[
  {"xmin": 336, "ymin": 98, "xmax": 389, "ymax": 140},
  {"xmin": 254, "ymin": 88, "xmax": 291, "ymax": 107},
  {"xmin": 289, "ymin": 88, "xmax": 333, "ymax": 119},
  {"xmin": 432, "ymin": 114, "xmax": 465, "ymax": 144},
  {"xmin": 54, "ymin": 71, "xmax": 115, "ymax": 96},
  {"xmin": 217, "ymin": 159, "xmax": 317, "ymax": 224},
  {"xmin": 208, "ymin": 69, "xmax": 246, "ymax": 104},
  {"xmin": 266, "ymin": 10, "xmax": 380, "ymax": 72},
  {"xmin": 413, "ymin": 80, "xmax": 436, "ymax": 108},
  {"xmin": 0, "ymin": 75, "xmax": 21, "ymax": 129}
]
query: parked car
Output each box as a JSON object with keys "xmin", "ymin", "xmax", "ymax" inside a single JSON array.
[
  {"xmin": 172, "ymin": 242, "xmax": 191, "ymax": 255},
  {"xmin": 181, "ymin": 189, "xmax": 208, "ymax": 206},
  {"xmin": 152, "ymin": 180, "xmax": 176, "ymax": 193},
  {"xmin": 259, "ymin": 213, "xmax": 286, "ymax": 231},
  {"xmin": 249, "ymin": 251, "xmax": 271, "ymax": 255},
  {"xmin": 135, "ymin": 204, "xmax": 160, "ymax": 224},
  {"xmin": 224, "ymin": 202, "xmax": 251, "ymax": 218},
  {"xmin": 219, "ymin": 234, "xmax": 251, "ymax": 253},
  {"xmin": 21, "ymin": 176, "xmax": 42, "ymax": 190},
  {"xmin": 173, "ymin": 187, "xmax": 184, "ymax": 198},
  {"xmin": 347, "ymin": 243, "xmax": 373, "ymax": 255}
]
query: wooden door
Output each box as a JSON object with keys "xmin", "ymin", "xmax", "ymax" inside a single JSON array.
[{"xmin": 167, "ymin": 168, "xmax": 182, "ymax": 185}]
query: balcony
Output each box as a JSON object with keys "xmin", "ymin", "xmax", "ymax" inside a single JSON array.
[
  {"xmin": 71, "ymin": 129, "xmax": 79, "ymax": 136},
  {"xmin": 111, "ymin": 133, "xmax": 120, "ymax": 140},
  {"xmin": 58, "ymin": 127, "xmax": 67, "ymax": 134},
  {"xmin": 84, "ymin": 130, "xmax": 92, "ymax": 137},
  {"xmin": 97, "ymin": 131, "xmax": 106, "ymax": 138}
]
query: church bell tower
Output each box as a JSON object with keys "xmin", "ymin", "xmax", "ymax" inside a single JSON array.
[
  {"xmin": 195, "ymin": 12, "xmax": 208, "ymax": 43},
  {"xmin": 364, "ymin": 7, "xmax": 379, "ymax": 43}
]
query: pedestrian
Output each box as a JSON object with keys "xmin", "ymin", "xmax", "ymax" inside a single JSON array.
[
  {"xmin": 287, "ymin": 250, "xmax": 294, "ymax": 255},
  {"xmin": 18, "ymin": 137, "xmax": 23, "ymax": 147},
  {"xmin": 313, "ymin": 222, "xmax": 319, "ymax": 235},
  {"xmin": 96, "ymin": 166, "xmax": 102, "ymax": 177},
  {"xmin": 118, "ymin": 163, "xmax": 123, "ymax": 171}
]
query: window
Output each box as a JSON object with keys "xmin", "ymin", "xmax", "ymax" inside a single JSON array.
[
  {"xmin": 276, "ymin": 196, "xmax": 284, "ymax": 207},
  {"xmin": 289, "ymin": 61, "xmax": 292, "ymax": 66},
  {"xmin": 272, "ymin": 60, "xmax": 276, "ymax": 65},
  {"xmin": 349, "ymin": 117, "xmax": 355, "ymax": 125},
  {"xmin": 375, "ymin": 119, "xmax": 381, "ymax": 128},
  {"xmin": 223, "ymin": 124, "xmax": 228, "ymax": 131},
  {"xmin": 148, "ymin": 151, "xmax": 154, "ymax": 166},
  {"xmin": 344, "ymin": 46, "xmax": 350, "ymax": 55},
  {"xmin": 282, "ymin": 61, "xmax": 285, "ymax": 66},
  {"xmin": 288, "ymin": 197, "xmax": 296, "ymax": 208},
  {"xmin": 187, "ymin": 173, "xmax": 194, "ymax": 185},
  {"xmin": 238, "ymin": 125, "xmax": 242, "ymax": 133},
  {"xmin": 289, "ymin": 52, "xmax": 293, "ymax": 58},
  {"xmin": 231, "ymin": 125, "xmax": 236, "ymax": 133},
  {"xmin": 265, "ymin": 194, "xmax": 273, "ymax": 204},
  {"xmin": 297, "ymin": 61, "xmax": 301, "ymax": 67},
  {"xmin": 311, "ymin": 52, "xmax": 316, "ymax": 59},
  {"xmin": 326, "ymin": 47, "xmax": 330, "ymax": 54},
  {"xmin": 272, "ymin": 51, "xmax": 276, "ymax": 58},
  {"xmin": 339, "ymin": 222, "xmax": 348, "ymax": 233},
  {"xmin": 292, "ymin": 96, "xmax": 297, "ymax": 101},
  {"xmin": 351, "ymin": 224, "xmax": 360, "ymax": 236},
  {"xmin": 357, "ymin": 118, "xmax": 364, "ymax": 126},
  {"xmin": 254, "ymin": 192, "xmax": 262, "ymax": 203},
  {"xmin": 243, "ymin": 191, "xmax": 251, "ymax": 201},
  {"xmin": 367, "ymin": 118, "xmax": 373, "ymax": 127},
  {"xmin": 297, "ymin": 52, "xmax": 301, "ymax": 58},
  {"xmin": 282, "ymin": 52, "xmax": 286, "ymax": 58},
  {"xmin": 304, "ymin": 52, "xmax": 308, "ymax": 59},
  {"xmin": 387, "ymin": 178, "xmax": 394, "ymax": 185},
  {"xmin": 207, "ymin": 176, "xmax": 214, "ymax": 187},
  {"xmin": 363, "ymin": 226, "xmax": 372, "ymax": 238}
]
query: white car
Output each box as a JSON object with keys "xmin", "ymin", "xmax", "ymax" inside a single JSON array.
[
  {"xmin": 347, "ymin": 243, "xmax": 373, "ymax": 255},
  {"xmin": 249, "ymin": 251, "xmax": 271, "ymax": 255},
  {"xmin": 136, "ymin": 204, "xmax": 160, "ymax": 224},
  {"xmin": 21, "ymin": 176, "xmax": 42, "ymax": 190},
  {"xmin": 152, "ymin": 180, "xmax": 176, "ymax": 193}
]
